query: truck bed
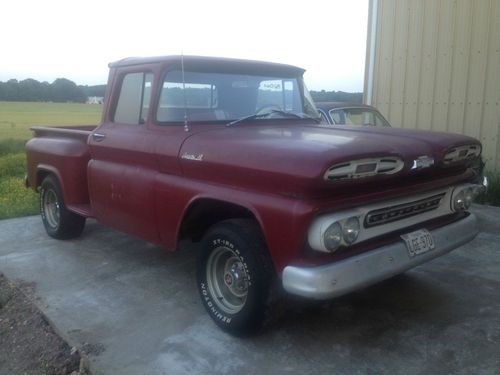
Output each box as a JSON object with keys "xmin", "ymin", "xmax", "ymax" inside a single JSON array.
[
  {"xmin": 30, "ymin": 125, "xmax": 96, "ymax": 141},
  {"xmin": 26, "ymin": 125, "xmax": 97, "ymax": 217}
]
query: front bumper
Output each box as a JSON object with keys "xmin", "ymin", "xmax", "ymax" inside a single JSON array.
[{"xmin": 282, "ymin": 214, "xmax": 478, "ymax": 299}]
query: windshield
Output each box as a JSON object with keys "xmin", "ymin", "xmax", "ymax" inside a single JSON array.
[
  {"xmin": 329, "ymin": 108, "xmax": 390, "ymax": 127},
  {"xmin": 157, "ymin": 70, "xmax": 320, "ymax": 123}
]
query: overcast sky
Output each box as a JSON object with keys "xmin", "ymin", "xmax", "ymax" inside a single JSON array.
[{"xmin": 1, "ymin": 0, "xmax": 368, "ymax": 92}]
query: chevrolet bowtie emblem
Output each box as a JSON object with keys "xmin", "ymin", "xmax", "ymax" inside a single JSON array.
[{"xmin": 411, "ymin": 155, "xmax": 434, "ymax": 170}]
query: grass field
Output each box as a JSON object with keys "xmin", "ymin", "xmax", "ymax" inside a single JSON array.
[
  {"xmin": 0, "ymin": 101, "xmax": 102, "ymax": 140},
  {"xmin": 0, "ymin": 101, "xmax": 101, "ymax": 219}
]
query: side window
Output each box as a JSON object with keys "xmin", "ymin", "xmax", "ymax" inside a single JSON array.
[{"xmin": 114, "ymin": 72, "xmax": 153, "ymax": 124}]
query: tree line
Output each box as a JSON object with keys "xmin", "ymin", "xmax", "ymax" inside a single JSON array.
[
  {"xmin": 310, "ymin": 90, "xmax": 362, "ymax": 103},
  {"xmin": 0, "ymin": 78, "xmax": 361, "ymax": 104},
  {"xmin": 0, "ymin": 78, "xmax": 106, "ymax": 103}
]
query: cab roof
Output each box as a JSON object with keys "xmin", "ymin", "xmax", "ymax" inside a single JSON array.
[{"xmin": 108, "ymin": 55, "xmax": 305, "ymax": 77}]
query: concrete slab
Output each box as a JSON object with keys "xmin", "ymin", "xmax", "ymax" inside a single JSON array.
[{"xmin": 0, "ymin": 207, "xmax": 499, "ymax": 375}]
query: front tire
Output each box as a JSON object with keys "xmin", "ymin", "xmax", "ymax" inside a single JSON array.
[
  {"xmin": 197, "ymin": 219, "xmax": 274, "ymax": 336},
  {"xmin": 40, "ymin": 175, "xmax": 85, "ymax": 239}
]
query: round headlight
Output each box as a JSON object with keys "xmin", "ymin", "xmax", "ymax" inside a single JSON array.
[
  {"xmin": 453, "ymin": 190, "xmax": 466, "ymax": 211},
  {"xmin": 343, "ymin": 217, "xmax": 360, "ymax": 244},
  {"xmin": 464, "ymin": 188, "xmax": 474, "ymax": 209},
  {"xmin": 323, "ymin": 222, "xmax": 342, "ymax": 252}
]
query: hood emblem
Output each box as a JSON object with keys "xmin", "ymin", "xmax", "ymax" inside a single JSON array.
[
  {"xmin": 411, "ymin": 155, "xmax": 434, "ymax": 170},
  {"xmin": 181, "ymin": 153, "xmax": 204, "ymax": 161}
]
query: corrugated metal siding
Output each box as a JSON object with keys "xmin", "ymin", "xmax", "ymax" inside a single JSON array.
[{"xmin": 365, "ymin": 0, "xmax": 500, "ymax": 170}]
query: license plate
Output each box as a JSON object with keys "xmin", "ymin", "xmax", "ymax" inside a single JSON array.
[{"xmin": 401, "ymin": 229, "xmax": 435, "ymax": 257}]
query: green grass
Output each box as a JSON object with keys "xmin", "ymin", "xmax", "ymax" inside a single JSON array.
[
  {"xmin": 0, "ymin": 101, "xmax": 101, "ymax": 220},
  {"xmin": 0, "ymin": 101, "xmax": 101, "ymax": 140},
  {"xmin": 0, "ymin": 138, "xmax": 26, "ymax": 155},
  {"xmin": 0, "ymin": 153, "xmax": 39, "ymax": 219},
  {"xmin": 0, "ymin": 177, "xmax": 38, "ymax": 219}
]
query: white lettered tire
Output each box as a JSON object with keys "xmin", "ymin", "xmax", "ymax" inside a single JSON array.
[
  {"xmin": 197, "ymin": 219, "xmax": 274, "ymax": 336},
  {"xmin": 40, "ymin": 175, "xmax": 85, "ymax": 239}
]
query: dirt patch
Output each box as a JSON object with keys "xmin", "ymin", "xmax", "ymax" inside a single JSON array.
[{"xmin": 0, "ymin": 274, "xmax": 82, "ymax": 375}]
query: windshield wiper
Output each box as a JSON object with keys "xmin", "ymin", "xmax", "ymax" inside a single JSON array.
[
  {"xmin": 227, "ymin": 109, "xmax": 320, "ymax": 127},
  {"xmin": 266, "ymin": 109, "xmax": 322, "ymax": 123},
  {"xmin": 226, "ymin": 113, "xmax": 268, "ymax": 127}
]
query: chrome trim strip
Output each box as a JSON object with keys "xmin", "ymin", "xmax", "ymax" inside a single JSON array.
[
  {"xmin": 364, "ymin": 193, "xmax": 445, "ymax": 228},
  {"xmin": 284, "ymin": 214, "xmax": 478, "ymax": 299}
]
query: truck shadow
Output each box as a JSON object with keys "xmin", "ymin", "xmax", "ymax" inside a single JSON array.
[{"xmin": 269, "ymin": 272, "xmax": 460, "ymax": 339}]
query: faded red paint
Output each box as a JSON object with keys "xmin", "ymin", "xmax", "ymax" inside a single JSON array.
[{"xmin": 25, "ymin": 56, "xmax": 481, "ymax": 273}]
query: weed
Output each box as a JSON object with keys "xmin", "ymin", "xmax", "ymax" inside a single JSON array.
[
  {"xmin": 0, "ymin": 139, "xmax": 26, "ymax": 156},
  {"xmin": 0, "ymin": 153, "xmax": 26, "ymax": 177},
  {"xmin": 0, "ymin": 176, "xmax": 38, "ymax": 219}
]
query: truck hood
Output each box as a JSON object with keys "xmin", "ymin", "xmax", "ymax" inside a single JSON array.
[{"xmin": 179, "ymin": 123, "xmax": 480, "ymax": 198}]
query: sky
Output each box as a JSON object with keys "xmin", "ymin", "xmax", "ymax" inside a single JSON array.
[{"xmin": 1, "ymin": 0, "xmax": 369, "ymax": 92}]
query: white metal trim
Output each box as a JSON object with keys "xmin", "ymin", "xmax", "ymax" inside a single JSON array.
[{"xmin": 365, "ymin": 0, "xmax": 378, "ymax": 105}]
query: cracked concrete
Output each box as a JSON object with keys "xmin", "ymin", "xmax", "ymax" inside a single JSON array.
[{"xmin": 0, "ymin": 205, "xmax": 499, "ymax": 374}]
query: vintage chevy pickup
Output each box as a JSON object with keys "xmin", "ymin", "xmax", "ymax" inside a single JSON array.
[{"xmin": 26, "ymin": 56, "xmax": 485, "ymax": 335}]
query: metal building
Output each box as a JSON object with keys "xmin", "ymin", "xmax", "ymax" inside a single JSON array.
[{"xmin": 364, "ymin": 0, "xmax": 500, "ymax": 170}]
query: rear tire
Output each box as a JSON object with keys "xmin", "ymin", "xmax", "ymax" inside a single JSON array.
[
  {"xmin": 40, "ymin": 175, "xmax": 85, "ymax": 239},
  {"xmin": 197, "ymin": 219, "xmax": 274, "ymax": 336}
]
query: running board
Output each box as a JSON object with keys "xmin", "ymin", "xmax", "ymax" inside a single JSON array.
[{"xmin": 67, "ymin": 204, "xmax": 93, "ymax": 218}]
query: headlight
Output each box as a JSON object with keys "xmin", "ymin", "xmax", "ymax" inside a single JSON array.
[
  {"xmin": 453, "ymin": 190, "xmax": 466, "ymax": 211},
  {"xmin": 343, "ymin": 217, "xmax": 360, "ymax": 244},
  {"xmin": 452, "ymin": 185, "xmax": 482, "ymax": 212},
  {"xmin": 464, "ymin": 188, "xmax": 474, "ymax": 208},
  {"xmin": 323, "ymin": 222, "xmax": 342, "ymax": 252}
]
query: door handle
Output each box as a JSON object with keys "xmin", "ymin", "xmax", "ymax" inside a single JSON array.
[{"xmin": 92, "ymin": 133, "xmax": 106, "ymax": 142}]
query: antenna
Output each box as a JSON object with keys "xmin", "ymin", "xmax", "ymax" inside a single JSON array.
[{"xmin": 181, "ymin": 52, "xmax": 190, "ymax": 132}]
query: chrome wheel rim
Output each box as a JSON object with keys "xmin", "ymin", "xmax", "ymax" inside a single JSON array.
[
  {"xmin": 206, "ymin": 246, "xmax": 249, "ymax": 314},
  {"xmin": 43, "ymin": 189, "xmax": 60, "ymax": 229}
]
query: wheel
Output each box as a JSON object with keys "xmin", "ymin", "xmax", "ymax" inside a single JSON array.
[
  {"xmin": 40, "ymin": 175, "xmax": 85, "ymax": 239},
  {"xmin": 197, "ymin": 219, "xmax": 274, "ymax": 336}
]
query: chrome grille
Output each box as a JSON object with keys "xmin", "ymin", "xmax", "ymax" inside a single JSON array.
[{"xmin": 364, "ymin": 193, "xmax": 445, "ymax": 228}]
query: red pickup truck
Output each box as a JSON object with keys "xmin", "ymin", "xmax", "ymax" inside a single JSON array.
[{"xmin": 26, "ymin": 56, "xmax": 485, "ymax": 335}]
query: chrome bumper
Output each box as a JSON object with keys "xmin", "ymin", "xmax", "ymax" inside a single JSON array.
[{"xmin": 282, "ymin": 214, "xmax": 478, "ymax": 299}]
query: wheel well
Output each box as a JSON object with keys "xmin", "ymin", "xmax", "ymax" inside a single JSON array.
[
  {"xmin": 36, "ymin": 170, "xmax": 51, "ymax": 189},
  {"xmin": 179, "ymin": 199, "xmax": 258, "ymax": 242}
]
